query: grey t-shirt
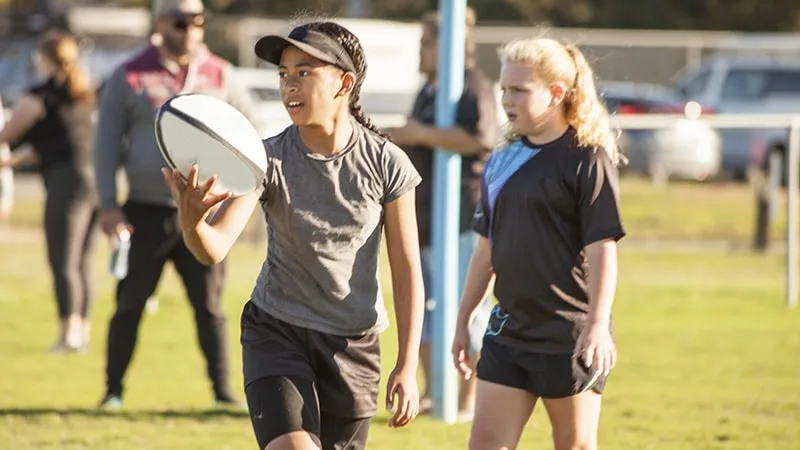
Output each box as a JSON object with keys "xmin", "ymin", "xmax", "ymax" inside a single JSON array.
[{"xmin": 250, "ymin": 122, "xmax": 422, "ymax": 336}]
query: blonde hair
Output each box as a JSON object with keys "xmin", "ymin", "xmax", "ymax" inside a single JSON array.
[
  {"xmin": 37, "ymin": 30, "xmax": 95, "ymax": 103},
  {"xmin": 498, "ymin": 37, "xmax": 625, "ymax": 166}
]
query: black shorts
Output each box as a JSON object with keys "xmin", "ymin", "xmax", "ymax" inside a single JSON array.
[
  {"xmin": 240, "ymin": 301, "xmax": 381, "ymax": 447},
  {"xmin": 476, "ymin": 337, "xmax": 607, "ymax": 398}
]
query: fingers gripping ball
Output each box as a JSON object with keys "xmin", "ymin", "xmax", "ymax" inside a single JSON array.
[{"xmin": 155, "ymin": 93, "xmax": 267, "ymax": 197}]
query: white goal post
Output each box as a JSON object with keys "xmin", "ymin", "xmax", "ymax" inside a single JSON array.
[{"xmin": 609, "ymin": 113, "xmax": 800, "ymax": 309}]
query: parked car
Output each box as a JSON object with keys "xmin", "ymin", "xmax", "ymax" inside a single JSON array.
[
  {"xmin": 599, "ymin": 81, "xmax": 722, "ymax": 183},
  {"xmin": 671, "ymin": 56, "xmax": 800, "ymax": 181}
]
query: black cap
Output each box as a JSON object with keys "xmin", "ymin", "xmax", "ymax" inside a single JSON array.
[{"xmin": 255, "ymin": 26, "xmax": 356, "ymax": 74}]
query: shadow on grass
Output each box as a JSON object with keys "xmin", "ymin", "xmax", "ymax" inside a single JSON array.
[{"xmin": 0, "ymin": 407, "xmax": 249, "ymax": 420}]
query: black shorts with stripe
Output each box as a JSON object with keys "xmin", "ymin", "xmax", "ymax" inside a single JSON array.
[{"xmin": 476, "ymin": 336, "xmax": 608, "ymax": 398}]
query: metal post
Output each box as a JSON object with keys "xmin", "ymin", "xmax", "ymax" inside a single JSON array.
[
  {"xmin": 0, "ymin": 97, "xmax": 13, "ymax": 222},
  {"xmin": 430, "ymin": 0, "xmax": 465, "ymax": 424},
  {"xmin": 754, "ymin": 150, "xmax": 782, "ymax": 252},
  {"xmin": 787, "ymin": 119, "xmax": 799, "ymax": 309},
  {"xmin": 345, "ymin": 0, "xmax": 371, "ymax": 18}
]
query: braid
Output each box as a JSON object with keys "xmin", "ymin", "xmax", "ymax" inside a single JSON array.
[{"xmin": 303, "ymin": 22, "xmax": 389, "ymax": 139}]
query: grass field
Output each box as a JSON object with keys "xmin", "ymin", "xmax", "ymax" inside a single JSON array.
[
  {"xmin": 0, "ymin": 177, "xmax": 798, "ymax": 449},
  {"xmin": 3, "ymin": 175, "xmax": 790, "ymax": 245}
]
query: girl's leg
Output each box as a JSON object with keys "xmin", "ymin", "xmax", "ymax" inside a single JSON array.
[
  {"xmin": 469, "ymin": 338, "xmax": 537, "ymax": 449},
  {"xmin": 538, "ymin": 355, "xmax": 607, "ymax": 450},
  {"xmin": 469, "ymin": 380, "xmax": 537, "ymax": 450},
  {"xmin": 245, "ymin": 375, "xmax": 322, "ymax": 450},
  {"xmin": 541, "ymin": 391, "xmax": 602, "ymax": 450},
  {"xmin": 319, "ymin": 413, "xmax": 371, "ymax": 450}
]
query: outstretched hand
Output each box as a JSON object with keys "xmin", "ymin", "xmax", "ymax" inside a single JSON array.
[{"xmin": 161, "ymin": 164, "xmax": 231, "ymax": 233}]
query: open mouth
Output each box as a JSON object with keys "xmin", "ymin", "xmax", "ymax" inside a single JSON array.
[
  {"xmin": 506, "ymin": 112, "xmax": 517, "ymax": 122},
  {"xmin": 285, "ymin": 100, "xmax": 304, "ymax": 111}
]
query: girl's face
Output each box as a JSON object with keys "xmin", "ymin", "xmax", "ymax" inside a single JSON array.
[
  {"xmin": 34, "ymin": 52, "xmax": 57, "ymax": 79},
  {"xmin": 499, "ymin": 61, "xmax": 567, "ymax": 138},
  {"xmin": 278, "ymin": 46, "xmax": 351, "ymax": 127}
]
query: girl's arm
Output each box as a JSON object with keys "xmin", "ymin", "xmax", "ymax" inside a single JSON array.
[
  {"xmin": 574, "ymin": 237, "xmax": 619, "ymax": 376},
  {"xmin": 181, "ymin": 192, "xmax": 261, "ymax": 265},
  {"xmin": 383, "ymin": 188, "xmax": 425, "ymax": 369},
  {"xmin": 456, "ymin": 236, "xmax": 494, "ymax": 329},
  {"xmin": 0, "ymin": 145, "xmax": 39, "ymax": 169},
  {"xmin": 0, "ymin": 95, "xmax": 44, "ymax": 147},
  {"xmin": 163, "ymin": 166, "xmax": 261, "ymax": 265},
  {"xmin": 584, "ymin": 238, "xmax": 618, "ymax": 327}
]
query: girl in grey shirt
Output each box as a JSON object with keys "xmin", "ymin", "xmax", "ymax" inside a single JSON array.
[{"xmin": 162, "ymin": 21, "xmax": 425, "ymax": 450}]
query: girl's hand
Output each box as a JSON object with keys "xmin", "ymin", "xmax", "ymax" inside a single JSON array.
[
  {"xmin": 161, "ymin": 164, "xmax": 231, "ymax": 233},
  {"xmin": 451, "ymin": 324, "xmax": 473, "ymax": 379},
  {"xmin": 573, "ymin": 321, "xmax": 617, "ymax": 377},
  {"xmin": 385, "ymin": 365, "xmax": 420, "ymax": 428}
]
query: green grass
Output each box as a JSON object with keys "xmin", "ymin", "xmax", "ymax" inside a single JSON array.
[
  {"xmin": 0, "ymin": 176, "xmax": 798, "ymax": 448},
  {"xmin": 0, "ymin": 235, "xmax": 798, "ymax": 448},
  {"xmin": 4, "ymin": 176, "xmax": 789, "ymax": 244}
]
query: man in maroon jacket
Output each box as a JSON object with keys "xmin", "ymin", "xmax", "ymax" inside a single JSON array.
[{"xmin": 93, "ymin": 0, "xmax": 253, "ymax": 409}]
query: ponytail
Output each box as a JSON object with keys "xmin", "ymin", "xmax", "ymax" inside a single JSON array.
[
  {"xmin": 562, "ymin": 44, "xmax": 624, "ymax": 166},
  {"xmin": 61, "ymin": 63, "xmax": 95, "ymax": 103},
  {"xmin": 349, "ymin": 92, "xmax": 386, "ymax": 139}
]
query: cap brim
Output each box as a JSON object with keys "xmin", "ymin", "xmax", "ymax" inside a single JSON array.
[{"xmin": 254, "ymin": 35, "xmax": 338, "ymax": 67}]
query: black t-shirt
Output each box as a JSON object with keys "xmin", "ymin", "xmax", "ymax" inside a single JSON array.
[
  {"xmin": 403, "ymin": 68, "xmax": 498, "ymax": 247},
  {"xmin": 21, "ymin": 78, "xmax": 96, "ymax": 171},
  {"xmin": 473, "ymin": 128, "xmax": 626, "ymax": 354}
]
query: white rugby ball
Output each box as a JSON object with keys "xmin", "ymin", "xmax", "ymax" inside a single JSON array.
[{"xmin": 155, "ymin": 93, "xmax": 267, "ymax": 197}]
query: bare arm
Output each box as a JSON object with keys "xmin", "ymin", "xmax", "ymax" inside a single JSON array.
[
  {"xmin": 384, "ymin": 188, "xmax": 425, "ymax": 369},
  {"xmin": 0, "ymin": 145, "xmax": 39, "ymax": 169},
  {"xmin": 584, "ymin": 239, "xmax": 618, "ymax": 326},
  {"xmin": 0, "ymin": 95, "xmax": 44, "ymax": 146},
  {"xmin": 388, "ymin": 120, "xmax": 485, "ymax": 156},
  {"xmin": 456, "ymin": 236, "xmax": 494, "ymax": 328},
  {"xmin": 418, "ymin": 125, "xmax": 485, "ymax": 156},
  {"xmin": 181, "ymin": 191, "xmax": 261, "ymax": 265}
]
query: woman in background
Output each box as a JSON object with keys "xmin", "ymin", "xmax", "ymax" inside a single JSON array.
[{"xmin": 0, "ymin": 30, "xmax": 99, "ymax": 353}]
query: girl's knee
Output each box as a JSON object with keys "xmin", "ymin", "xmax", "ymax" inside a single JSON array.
[
  {"xmin": 552, "ymin": 427, "xmax": 596, "ymax": 450},
  {"xmin": 264, "ymin": 431, "xmax": 321, "ymax": 450},
  {"xmin": 469, "ymin": 425, "xmax": 514, "ymax": 450}
]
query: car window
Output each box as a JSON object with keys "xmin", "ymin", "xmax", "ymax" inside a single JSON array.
[
  {"xmin": 721, "ymin": 69, "xmax": 768, "ymax": 100},
  {"xmin": 766, "ymin": 70, "xmax": 800, "ymax": 95},
  {"xmin": 678, "ymin": 70, "xmax": 711, "ymax": 99}
]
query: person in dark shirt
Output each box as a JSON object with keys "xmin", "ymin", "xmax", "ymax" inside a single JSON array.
[
  {"xmin": 451, "ymin": 36, "xmax": 626, "ymax": 449},
  {"xmin": 386, "ymin": 7, "xmax": 498, "ymax": 421},
  {"xmin": 0, "ymin": 30, "xmax": 98, "ymax": 353}
]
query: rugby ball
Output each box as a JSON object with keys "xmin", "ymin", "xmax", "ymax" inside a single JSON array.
[{"xmin": 155, "ymin": 93, "xmax": 267, "ymax": 197}]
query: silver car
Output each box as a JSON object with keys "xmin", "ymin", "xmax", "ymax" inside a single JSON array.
[{"xmin": 600, "ymin": 81, "xmax": 722, "ymax": 183}]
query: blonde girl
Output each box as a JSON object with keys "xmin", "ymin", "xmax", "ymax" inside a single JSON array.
[{"xmin": 451, "ymin": 36, "xmax": 625, "ymax": 450}]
